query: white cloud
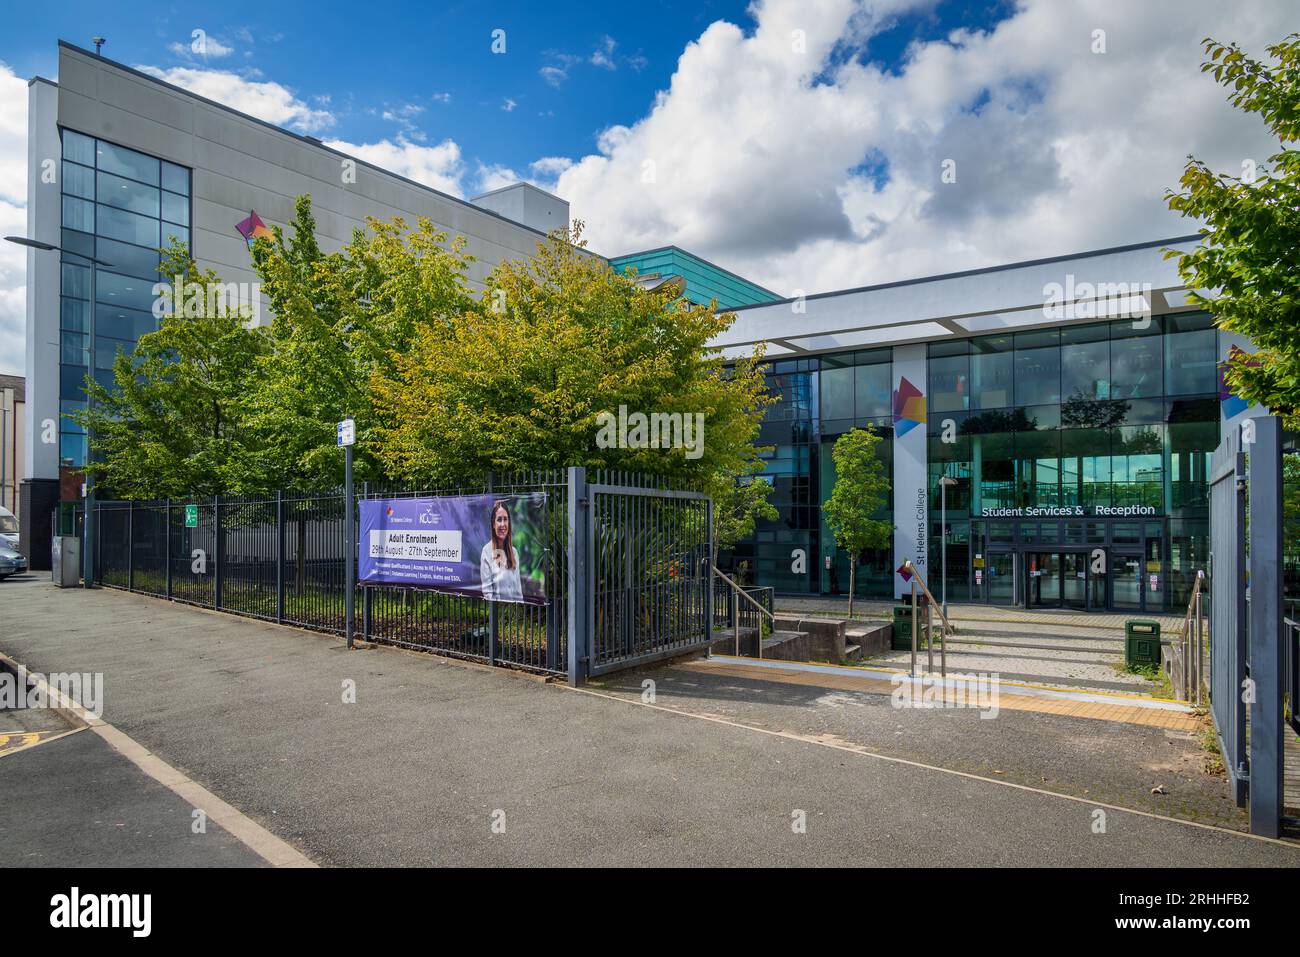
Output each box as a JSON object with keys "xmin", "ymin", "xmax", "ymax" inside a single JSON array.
[
  {"xmin": 551, "ymin": 0, "xmax": 1292, "ymax": 296},
  {"xmin": 168, "ymin": 34, "xmax": 235, "ymax": 59},
  {"xmin": 502, "ymin": 98, "xmax": 517, "ymax": 112},
  {"xmin": 539, "ymin": 65, "xmax": 568, "ymax": 88},
  {"xmin": 325, "ymin": 136, "xmax": 466, "ymax": 197},
  {"xmin": 530, "ymin": 156, "xmax": 574, "ymax": 178},
  {"xmin": 591, "ymin": 36, "xmax": 618, "ymax": 70},
  {"xmin": 474, "ymin": 163, "xmax": 521, "ymax": 194},
  {"xmin": 136, "ymin": 65, "xmax": 335, "ymax": 134}
]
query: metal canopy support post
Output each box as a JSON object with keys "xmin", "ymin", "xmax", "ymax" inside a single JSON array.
[{"xmin": 1248, "ymin": 416, "xmax": 1284, "ymax": 838}]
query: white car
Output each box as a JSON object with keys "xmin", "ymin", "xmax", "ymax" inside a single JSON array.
[{"xmin": 0, "ymin": 506, "xmax": 16, "ymax": 548}]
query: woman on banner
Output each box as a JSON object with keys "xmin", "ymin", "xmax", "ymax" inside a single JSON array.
[{"xmin": 480, "ymin": 500, "xmax": 523, "ymax": 602}]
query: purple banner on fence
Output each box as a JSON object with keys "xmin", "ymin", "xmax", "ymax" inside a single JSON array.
[{"xmin": 357, "ymin": 494, "xmax": 547, "ymax": 605}]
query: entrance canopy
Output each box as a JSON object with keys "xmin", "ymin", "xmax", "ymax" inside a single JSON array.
[{"xmin": 710, "ymin": 236, "xmax": 1202, "ymax": 360}]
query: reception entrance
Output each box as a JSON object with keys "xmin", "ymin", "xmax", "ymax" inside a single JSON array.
[
  {"xmin": 1025, "ymin": 551, "xmax": 1106, "ymax": 611},
  {"xmin": 968, "ymin": 518, "xmax": 1174, "ymax": 613}
]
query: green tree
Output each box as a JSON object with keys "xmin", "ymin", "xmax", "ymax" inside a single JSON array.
[
  {"xmin": 250, "ymin": 195, "xmax": 478, "ymax": 488},
  {"xmin": 71, "ymin": 244, "xmax": 274, "ymax": 498},
  {"xmin": 821, "ymin": 427, "xmax": 892, "ymax": 617},
  {"xmin": 370, "ymin": 223, "xmax": 774, "ymax": 525},
  {"xmin": 1165, "ymin": 33, "xmax": 1300, "ymax": 424}
]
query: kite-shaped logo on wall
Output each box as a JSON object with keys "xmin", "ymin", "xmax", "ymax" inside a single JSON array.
[
  {"xmin": 1218, "ymin": 345, "xmax": 1256, "ymax": 419},
  {"xmin": 892, "ymin": 376, "xmax": 926, "ymax": 437},
  {"xmin": 235, "ymin": 210, "xmax": 274, "ymax": 249}
]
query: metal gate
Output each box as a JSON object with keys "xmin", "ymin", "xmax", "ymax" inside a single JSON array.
[
  {"xmin": 569, "ymin": 469, "xmax": 713, "ymax": 680},
  {"xmin": 1208, "ymin": 414, "xmax": 1285, "ymax": 836}
]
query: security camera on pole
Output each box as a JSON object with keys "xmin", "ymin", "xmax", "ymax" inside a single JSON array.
[{"xmin": 337, "ymin": 417, "xmax": 356, "ymax": 649}]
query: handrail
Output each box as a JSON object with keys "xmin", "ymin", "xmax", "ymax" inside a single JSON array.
[
  {"xmin": 710, "ymin": 563, "xmax": 774, "ymax": 661},
  {"xmin": 1180, "ymin": 569, "xmax": 1207, "ymax": 706},
  {"xmin": 902, "ymin": 559, "xmax": 951, "ymax": 680},
  {"xmin": 711, "ymin": 565, "xmax": 775, "ymax": 621},
  {"xmin": 900, "ymin": 560, "xmax": 954, "ymax": 636}
]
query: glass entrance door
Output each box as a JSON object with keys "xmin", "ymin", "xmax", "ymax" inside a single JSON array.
[
  {"xmin": 986, "ymin": 552, "xmax": 1015, "ymax": 605},
  {"xmin": 1111, "ymin": 552, "xmax": 1143, "ymax": 611},
  {"xmin": 1026, "ymin": 552, "xmax": 1062, "ymax": 607},
  {"xmin": 1062, "ymin": 552, "xmax": 1087, "ymax": 609}
]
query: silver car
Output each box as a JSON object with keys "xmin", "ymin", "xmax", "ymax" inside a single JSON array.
[{"xmin": 0, "ymin": 542, "xmax": 27, "ymax": 579}]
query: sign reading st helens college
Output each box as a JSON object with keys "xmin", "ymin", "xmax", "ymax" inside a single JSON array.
[{"xmin": 357, "ymin": 494, "xmax": 548, "ymax": 605}]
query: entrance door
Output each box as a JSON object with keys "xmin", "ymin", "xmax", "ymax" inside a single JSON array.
[
  {"xmin": 1062, "ymin": 552, "xmax": 1087, "ymax": 609},
  {"xmin": 1111, "ymin": 552, "xmax": 1143, "ymax": 611},
  {"xmin": 986, "ymin": 552, "xmax": 1015, "ymax": 605},
  {"xmin": 1026, "ymin": 552, "xmax": 1062, "ymax": 607}
]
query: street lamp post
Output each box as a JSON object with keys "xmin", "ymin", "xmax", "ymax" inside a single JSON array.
[
  {"xmin": 5, "ymin": 236, "xmax": 113, "ymax": 588},
  {"xmin": 938, "ymin": 472, "xmax": 959, "ymax": 619}
]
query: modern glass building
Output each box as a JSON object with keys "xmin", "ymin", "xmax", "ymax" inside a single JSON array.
[
  {"xmin": 56, "ymin": 129, "xmax": 192, "ymax": 470},
  {"xmin": 20, "ymin": 41, "xmax": 585, "ymax": 567},
  {"xmin": 609, "ymin": 246, "xmax": 778, "ymax": 310},
  {"xmin": 710, "ymin": 239, "xmax": 1265, "ymax": 614}
]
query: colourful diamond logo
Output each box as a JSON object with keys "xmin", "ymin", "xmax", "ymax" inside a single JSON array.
[
  {"xmin": 235, "ymin": 210, "xmax": 274, "ymax": 249},
  {"xmin": 897, "ymin": 561, "xmax": 913, "ymax": 582},
  {"xmin": 892, "ymin": 375, "xmax": 926, "ymax": 437},
  {"xmin": 1218, "ymin": 346, "xmax": 1254, "ymax": 419}
]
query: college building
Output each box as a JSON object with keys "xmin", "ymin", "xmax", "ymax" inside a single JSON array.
[{"xmin": 18, "ymin": 42, "xmax": 1275, "ymax": 612}]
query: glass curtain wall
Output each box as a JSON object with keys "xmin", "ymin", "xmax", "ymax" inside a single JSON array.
[{"xmin": 59, "ymin": 129, "xmax": 191, "ymax": 469}]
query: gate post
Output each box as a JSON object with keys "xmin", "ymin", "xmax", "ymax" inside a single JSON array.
[
  {"xmin": 566, "ymin": 466, "xmax": 590, "ymax": 685},
  {"xmin": 213, "ymin": 495, "xmax": 223, "ymax": 610},
  {"xmin": 1248, "ymin": 416, "xmax": 1284, "ymax": 837},
  {"xmin": 361, "ymin": 482, "xmax": 371, "ymax": 641},
  {"xmin": 165, "ymin": 499, "xmax": 172, "ymax": 599},
  {"xmin": 127, "ymin": 499, "xmax": 134, "ymax": 591},
  {"xmin": 487, "ymin": 471, "xmax": 498, "ymax": 665},
  {"xmin": 275, "ymin": 490, "xmax": 285, "ymax": 624}
]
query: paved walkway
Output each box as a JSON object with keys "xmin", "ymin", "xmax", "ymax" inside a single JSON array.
[
  {"xmin": 0, "ymin": 577, "xmax": 1295, "ymax": 866},
  {"xmin": 693, "ymin": 657, "xmax": 1198, "ymax": 731},
  {"xmin": 776, "ymin": 596, "xmax": 1183, "ymax": 633}
]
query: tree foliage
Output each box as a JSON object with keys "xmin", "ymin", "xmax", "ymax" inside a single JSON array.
[
  {"xmin": 250, "ymin": 195, "xmax": 477, "ymax": 487},
  {"xmin": 71, "ymin": 244, "xmax": 273, "ymax": 498},
  {"xmin": 370, "ymin": 223, "xmax": 775, "ymax": 529},
  {"xmin": 1166, "ymin": 33, "xmax": 1300, "ymax": 424},
  {"xmin": 820, "ymin": 427, "xmax": 892, "ymax": 615}
]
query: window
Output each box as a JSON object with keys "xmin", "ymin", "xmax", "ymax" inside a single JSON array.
[
  {"xmin": 96, "ymin": 205, "xmax": 160, "ymax": 248},
  {"xmin": 971, "ymin": 337, "xmax": 1013, "ymax": 409},
  {"xmin": 55, "ymin": 132, "xmax": 191, "ymax": 466},
  {"xmin": 929, "ymin": 353, "xmax": 969, "ymax": 413},
  {"xmin": 1165, "ymin": 328, "xmax": 1218, "ymax": 395},
  {"xmin": 96, "ymin": 141, "xmax": 160, "ymax": 186},
  {"xmin": 855, "ymin": 361, "xmax": 892, "ymax": 419}
]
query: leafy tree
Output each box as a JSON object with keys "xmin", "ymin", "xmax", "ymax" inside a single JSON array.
[
  {"xmin": 370, "ymin": 223, "xmax": 774, "ymax": 533},
  {"xmin": 71, "ymin": 244, "xmax": 274, "ymax": 498},
  {"xmin": 1166, "ymin": 33, "xmax": 1300, "ymax": 424},
  {"xmin": 250, "ymin": 195, "xmax": 478, "ymax": 488},
  {"xmin": 821, "ymin": 427, "xmax": 892, "ymax": 616}
]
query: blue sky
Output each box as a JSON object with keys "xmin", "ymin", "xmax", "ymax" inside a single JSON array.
[
  {"xmin": 0, "ymin": 0, "xmax": 1293, "ymax": 376},
  {"xmin": 2, "ymin": 0, "xmax": 1013, "ymax": 184}
]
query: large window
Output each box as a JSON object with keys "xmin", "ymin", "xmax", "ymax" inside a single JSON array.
[{"xmin": 59, "ymin": 130, "xmax": 193, "ymax": 461}]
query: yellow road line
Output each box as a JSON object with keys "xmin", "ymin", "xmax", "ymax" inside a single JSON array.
[{"xmin": 683, "ymin": 660, "xmax": 1200, "ymax": 731}]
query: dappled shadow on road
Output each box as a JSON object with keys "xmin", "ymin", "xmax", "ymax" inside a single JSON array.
[{"xmin": 589, "ymin": 661, "xmax": 1254, "ymax": 835}]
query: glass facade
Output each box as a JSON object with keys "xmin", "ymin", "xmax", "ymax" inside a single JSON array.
[
  {"xmin": 58, "ymin": 129, "xmax": 191, "ymax": 468},
  {"xmin": 731, "ymin": 313, "xmax": 1224, "ymax": 612}
]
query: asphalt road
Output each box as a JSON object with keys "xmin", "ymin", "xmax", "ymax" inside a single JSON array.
[{"xmin": 0, "ymin": 577, "xmax": 1295, "ymax": 867}]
